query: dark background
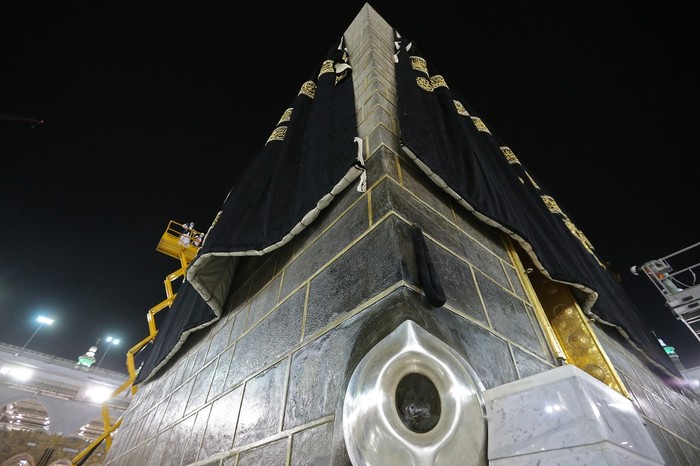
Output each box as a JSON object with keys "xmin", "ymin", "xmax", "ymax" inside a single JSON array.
[{"xmin": 2, "ymin": 1, "xmax": 698, "ymax": 372}]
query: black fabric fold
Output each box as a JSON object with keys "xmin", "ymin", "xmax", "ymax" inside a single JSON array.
[
  {"xmin": 186, "ymin": 36, "xmax": 361, "ymax": 313},
  {"xmin": 394, "ymin": 32, "xmax": 680, "ymax": 379},
  {"xmin": 412, "ymin": 225, "xmax": 446, "ymax": 307},
  {"xmin": 135, "ymin": 37, "xmax": 360, "ymax": 383},
  {"xmin": 134, "ymin": 280, "xmax": 216, "ymax": 384}
]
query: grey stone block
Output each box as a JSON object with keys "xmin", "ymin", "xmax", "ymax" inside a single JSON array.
[
  {"xmin": 292, "ymin": 183, "xmax": 365, "ymax": 255},
  {"xmin": 246, "ymin": 273, "xmax": 282, "ymax": 331},
  {"xmin": 191, "ymin": 340, "xmax": 212, "ymax": 378},
  {"xmin": 512, "ymin": 345, "xmax": 555, "ymax": 379},
  {"xmin": 162, "ymin": 377, "xmax": 195, "ymax": 428},
  {"xmin": 285, "ymin": 287, "xmax": 433, "ymax": 431},
  {"xmin": 678, "ymin": 438, "xmax": 700, "ymax": 465},
  {"xmin": 645, "ymin": 421, "xmax": 684, "ymax": 466},
  {"xmin": 208, "ymin": 345, "xmax": 235, "ymax": 403},
  {"xmin": 476, "ymin": 270, "xmax": 548, "ymax": 360},
  {"xmin": 284, "ymin": 322, "xmax": 356, "ymax": 429},
  {"xmin": 399, "ymin": 158, "xmax": 455, "ymax": 220},
  {"xmin": 237, "ymin": 438, "xmax": 288, "ymax": 466},
  {"xmin": 185, "ymin": 360, "xmax": 216, "ymax": 415},
  {"xmin": 290, "ymin": 421, "xmax": 334, "ymax": 466},
  {"xmin": 197, "ymin": 386, "xmax": 243, "ymax": 461},
  {"xmin": 160, "ymin": 414, "xmax": 196, "ymax": 466},
  {"xmin": 453, "ymin": 201, "xmax": 510, "ymax": 261},
  {"xmin": 205, "ymin": 322, "xmax": 233, "ymax": 363},
  {"xmin": 137, "ymin": 438, "xmax": 157, "ymax": 466},
  {"xmin": 228, "ymin": 307, "xmax": 248, "ymax": 344},
  {"xmin": 304, "ymin": 216, "xmax": 417, "ymax": 339},
  {"xmin": 365, "ymin": 144, "xmax": 400, "ymax": 185},
  {"xmin": 620, "ymin": 374, "xmax": 646, "ymax": 414},
  {"xmin": 127, "ymin": 444, "xmax": 148, "ymax": 466},
  {"xmin": 280, "ymin": 198, "xmax": 369, "ymax": 299},
  {"xmin": 248, "ymin": 251, "xmax": 279, "ymax": 297},
  {"xmin": 371, "ymin": 177, "xmax": 510, "ymax": 289},
  {"xmin": 181, "ymin": 404, "xmax": 212, "ymax": 465},
  {"xmin": 429, "ymin": 301, "xmax": 519, "ymax": 390},
  {"xmin": 225, "ymin": 288, "xmax": 304, "ymax": 389},
  {"xmin": 234, "ymin": 359, "xmax": 289, "ymax": 447},
  {"xmin": 274, "ymin": 236, "xmax": 296, "ymax": 275},
  {"xmin": 503, "ymin": 262, "xmax": 528, "ymax": 300},
  {"xmin": 366, "ymin": 122, "xmax": 399, "ymax": 154},
  {"xmin": 662, "ymin": 429, "xmax": 693, "ymax": 466},
  {"xmin": 426, "ymin": 238, "xmax": 487, "ymax": 324},
  {"xmin": 146, "ymin": 429, "xmax": 171, "ymax": 465},
  {"xmin": 145, "ymin": 399, "xmax": 169, "ymax": 439}
]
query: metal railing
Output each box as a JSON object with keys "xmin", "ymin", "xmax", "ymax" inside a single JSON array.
[
  {"xmin": 71, "ymin": 220, "xmax": 203, "ymax": 465},
  {"xmin": 632, "ymin": 241, "xmax": 700, "ymax": 342}
]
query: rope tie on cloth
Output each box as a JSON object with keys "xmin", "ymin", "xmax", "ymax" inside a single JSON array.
[
  {"xmin": 354, "ymin": 136, "xmax": 367, "ymax": 192},
  {"xmin": 412, "ymin": 225, "xmax": 446, "ymax": 307}
]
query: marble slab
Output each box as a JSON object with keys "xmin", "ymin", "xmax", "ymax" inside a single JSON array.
[{"xmin": 484, "ymin": 364, "xmax": 664, "ymax": 465}]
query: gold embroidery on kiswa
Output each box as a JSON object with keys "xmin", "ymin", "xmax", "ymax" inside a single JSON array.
[
  {"xmin": 471, "ymin": 116, "xmax": 491, "ymax": 134},
  {"xmin": 430, "ymin": 75, "xmax": 448, "ymax": 89},
  {"xmin": 454, "ymin": 100, "xmax": 469, "ymax": 116},
  {"xmin": 542, "ymin": 195, "xmax": 605, "ymax": 267},
  {"xmin": 298, "ymin": 81, "xmax": 317, "ymax": 98},
  {"xmin": 336, "ymin": 69, "xmax": 350, "ymax": 85},
  {"xmin": 318, "ymin": 60, "xmax": 335, "ymax": 78},
  {"xmin": 500, "ymin": 146, "xmax": 519, "ymax": 164},
  {"xmin": 210, "ymin": 210, "xmax": 222, "ymax": 230},
  {"xmin": 526, "ymin": 172, "xmax": 540, "ymax": 190},
  {"xmin": 277, "ymin": 108, "xmax": 293, "ymax": 125},
  {"xmin": 416, "ymin": 76, "xmax": 433, "ymax": 92},
  {"xmin": 266, "ymin": 126, "xmax": 287, "ymax": 145},
  {"xmin": 410, "ymin": 56, "xmax": 428, "ymax": 74},
  {"xmin": 563, "ymin": 218, "xmax": 605, "ymax": 267},
  {"xmin": 541, "ymin": 195, "xmax": 562, "ymax": 214}
]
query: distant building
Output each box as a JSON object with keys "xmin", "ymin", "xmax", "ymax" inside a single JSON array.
[{"xmin": 0, "ymin": 342, "xmax": 131, "ymax": 465}]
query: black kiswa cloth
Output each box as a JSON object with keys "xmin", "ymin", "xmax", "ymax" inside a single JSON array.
[
  {"xmin": 412, "ymin": 225, "xmax": 446, "ymax": 307},
  {"xmin": 187, "ymin": 35, "xmax": 362, "ymax": 315},
  {"xmin": 134, "ymin": 280, "xmax": 214, "ymax": 384},
  {"xmin": 394, "ymin": 32, "xmax": 681, "ymax": 380},
  {"xmin": 135, "ymin": 37, "xmax": 361, "ymax": 385}
]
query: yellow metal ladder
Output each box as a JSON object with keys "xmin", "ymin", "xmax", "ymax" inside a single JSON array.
[{"xmin": 71, "ymin": 220, "xmax": 203, "ymax": 465}]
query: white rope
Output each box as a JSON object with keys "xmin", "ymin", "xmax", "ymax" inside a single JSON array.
[{"xmin": 354, "ymin": 136, "xmax": 367, "ymax": 192}]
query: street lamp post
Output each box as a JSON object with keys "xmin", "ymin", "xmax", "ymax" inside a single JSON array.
[
  {"xmin": 96, "ymin": 336, "xmax": 120, "ymax": 368},
  {"xmin": 16, "ymin": 315, "xmax": 54, "ymax": 356}
]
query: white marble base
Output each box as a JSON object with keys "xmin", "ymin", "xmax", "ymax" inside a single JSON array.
[{"xmin": 484, "ymin": 365, "xmax": 664, "ymax": 465}]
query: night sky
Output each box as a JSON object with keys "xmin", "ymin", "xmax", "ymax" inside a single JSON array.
[{"xmin": 2, "ymin": 1, "xmax": 699, "ymax": 373}]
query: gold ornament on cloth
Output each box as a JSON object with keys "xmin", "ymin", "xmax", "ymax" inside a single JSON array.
[
  {"xmin": 416, "ymin": 76, "xmax": 433, "ymax": 92},
  {"xmin": 266, "ymin": 126, "xmax": 287, "ymax": 145},
  {"xmin": 471, "ymin": 116, "xmax": 491, "ymax": 134},
  {"xmin": 318, "ymin": 60, "xmax": 335, "ymax": 78},
  {"xmin": 277, "ymin": 108, "xmax": 293, "ymax": 125},
  {"xmin": 454, "ymin": 100, "xmax": 469, "ymax": 116},
  {"xmin": 410, "ymin": 56, "xmax": 428, "ymax": 74},
  {"xmin": 430, "ymin": 75, "xmax": 448, "ymax": 89},
  {"xmin": 500, "ymin": 146, "xmax": 520, "ymax": 164},
  {"xmin": 298, "ymin": 81, "xmax": 317, "ymax": 98},
  {"xmin": 541, "ymin": 195, "xmax": 562, "ymax": 215},
  {"xmin": 525, "ymin": 172, "xmax": 540, "ymax": 190}
]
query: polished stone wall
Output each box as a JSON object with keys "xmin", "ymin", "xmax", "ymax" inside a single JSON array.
[
  {"xmin": 103, "ymin": 4, "xmax": 700, "ymax": 466},
  {"xmin": 594, "ymin": 326, "xmax": 700, "ymax": 465}
]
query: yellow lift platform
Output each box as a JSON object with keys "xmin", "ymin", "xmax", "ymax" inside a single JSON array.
[{"xmin": 71, "ymin": 220, "xmax": 204, "ymax": 465}]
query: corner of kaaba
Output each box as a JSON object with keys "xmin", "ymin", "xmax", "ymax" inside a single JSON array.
[{"xmin": 100, "ymin": 4, "xmax": 700, "ymax": 465}]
